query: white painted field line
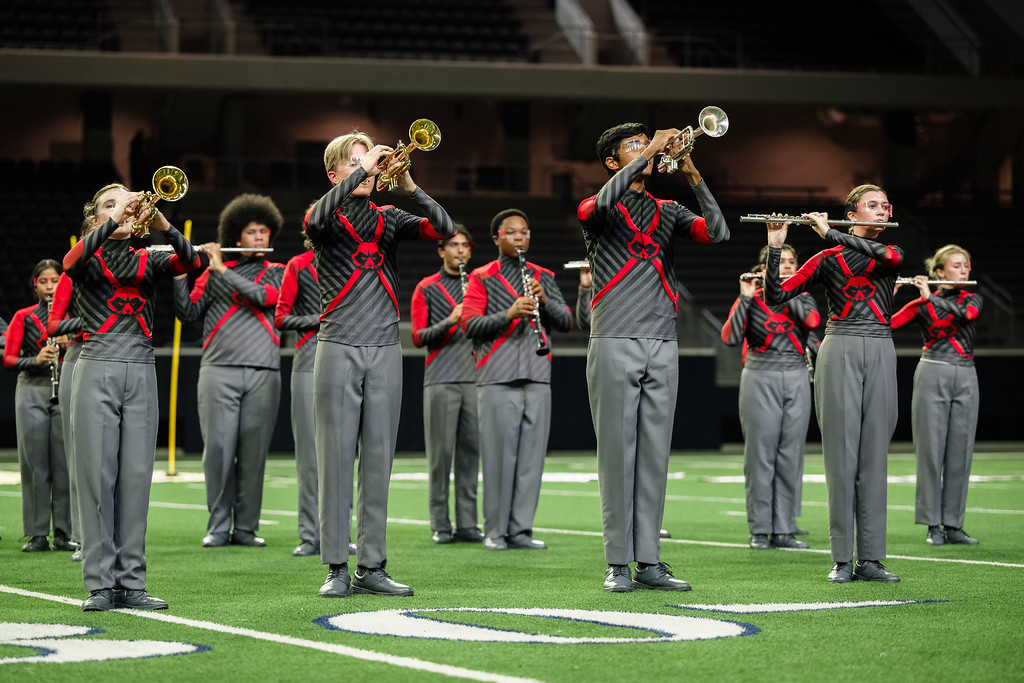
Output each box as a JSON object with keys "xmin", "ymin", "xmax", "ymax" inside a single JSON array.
[{"xmin": 0, "ymin": 584, "xmax": 541, "ymax": 683}]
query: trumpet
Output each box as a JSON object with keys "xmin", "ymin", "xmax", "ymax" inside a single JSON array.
[
  {"xmin": 45, "ymin": 295, "xmax": 59, "ymax": 405},
  {"xmin": 739, "ymin": 214, "xmax": 900, "ymax": 229},
  {"xmin": 517, "ymin": 247, "xmax": 550, "ymax": 356},
  {"xmin": 132, "ymin": 166, "xmax": 189, "ymax": 238},
  {"xmin": 376, "ymin": 119, "xmax": 442, "ymax": 192},
  {"xmin": 658, "ymin": 106, "xmax": 728, "ymax": 174}
]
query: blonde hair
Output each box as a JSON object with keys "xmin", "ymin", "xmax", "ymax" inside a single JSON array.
[
  {"xmin": 83, "ymin": 183, "xmax": 129, "ymax": 219},
  {"xmin": 925, "ymin": 244, "xmax": 971, "ymax": 279},
  {"xmin": 323, "ymin": 131, "xmax": 374, "ymax": 174}
]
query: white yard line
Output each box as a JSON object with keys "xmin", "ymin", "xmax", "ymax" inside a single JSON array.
[{"xmin": 0, "ymin": 584, "xmax": 542, "ymax": 683}]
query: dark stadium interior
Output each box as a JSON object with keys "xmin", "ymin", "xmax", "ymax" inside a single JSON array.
[{"xmin": 1, "ymin": 0, "xmax": 1022, "ymax": 447}]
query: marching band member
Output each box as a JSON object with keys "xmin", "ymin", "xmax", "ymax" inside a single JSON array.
[
  {"xmin": 274, "ymin": 218, "xmax": 324, "ymax": 557},
  {"xmin": 65, "ymin": 182, "xmax": 200, "ymax": 611},
  {"xmin": 891, "ymin": 245, "xmax": 982, "ymax": 546},
  {"xmin": 462, "ymin": 209, "xmax": 572, "ymax": 551},
  {"xmin": 721, "ymin": 246, "xmax": 819, "ymax": 550},
  {"xmin": 411, "ymin": 225, "xmax": 483, "ymax": 545},
  {"xmin": 578, "ymin": 123, "xmax": 729, "ymax": 592},
  {"xmin": 764, "ymin": 184, "xmax": 902, "ymax": 583},
  {"xmin": 306, "ymin": 130, "xmax": 455, "ymax": 598},
  {"xmin": 174, "ymin": 194, "xmax": 285, "ymax": 550},
  {"xmin": 3, "ymin": 259, "xmax": 71, "ymax": 553}
]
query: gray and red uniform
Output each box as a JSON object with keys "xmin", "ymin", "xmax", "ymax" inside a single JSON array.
[
  {"xmin": 892, "ymin": 287, "xmax": 983, "ymax": 531},
  {"xmin": 175, "ymin": 256, "xmax": 284, "ymax": 541},
  {"xmin": 578, "ymin": 154, "xmax": 729, "ymax": 567},
  {"xmin": 721, "ymin": 289, "xmax": 820, "ymax": 537},
  {"xmin": 275, "ymin": 250, "xmax": 321, "ymax": 549},
  {"xmin": 48, "ymin": 272, "xmax": 84, "ymax": 545},
  {"xmin": 3, "ymin": 300, "xmax": 70, "ymax": 541},
  {"xmin": 461, "ymin": 255, "xmax": 572, "ymax": 545},
  {"xmin": 411, "ymin": 268, "xmax": 480, "ymax": 536},
  {"xmin": 305, "ymin": 167, "xmax": 455, "ymax": 569},
  {"xmin": 63, "ymin": 219, "xmax": 199, "ymax": 593},
  {"xmin": 765, "ymin": 230, "xmax": 903, "ymax": 564}
]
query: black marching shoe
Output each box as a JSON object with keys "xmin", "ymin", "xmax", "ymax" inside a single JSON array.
[
  {"xmin": 926, "ymin": 526, "xmax": 946, "ymax": 546},
  {"xmin": 349, "ymin": 542, "xmax": 358, "ymax": 555},
  {"xmin": 603, "ymin": 565, "xmax": 633, "ymax": 593},
  {"xmin": 114, "ymin": 589, "xmax": 168, "ymax": 610},
  {"xmin": 853, "ymin": 560, "xmax": 900, "ymax": 582},
  {"xmin": 22, "ymin": 536, "xmax": 50, "ymax": 552},
  {"xmin": 230, "ymin": 530, "xmax": 266, "ymax": 547},
  {"xmin": 52, "ymin": 534, "xmax": 79, "ymax": 552},
  {"xmin": 293, "ymin": 540, "xmax": 320, "ymax": 556},
  {"xmin": 351, "ymin": 567, "xmax": 413, "ymax": 596},
  {"xmin": 633, "ymin": 562, "xmax": 691, "ymax": 591},
  {"xmin": 507, "ymin": 533, "xmax": 547, "ymax": 550},
  {"xmin": 793, "ymin": 527, "xmax": 809, "ymax": 536},
  {"xmin": 202, "ymin": 532, "xmax": 229, "ymax": 548},
  {"xmin": 771, "ymin": 533, "xmax": 809, "ymax": 549},
  {"xmin": 827, "ymin": 562, "xmax": 853, "ymax": 583},
  {"xmin": 659, "ymin": 529, "xmax": 671, "ymax": 539},
  {"xmin": 749, "ymin": 534, "xmax": 771, "ymax": 550},
  {"xmin": 454, "ymin": 527, "xmax": 485, "ymax": 543},
  {"xmin": 432, "ymin": 530, "xmax": 454, "ymax": 544},
  {"xmin": 319, "ymin": 563, "xmax": 351, "ymax": 598},
  {"xmin": 71, "ymin": 549, "xmax": 83, "ymax": 562},
  {"xmin": 82, "ymin": 588, "xmax": 114, "ymax": 612},
  {"xmin": 483, "ymin": 536, "xmax": 508, "ymax": 551},
  {"xmin": 943, "ymin": 527, "xmax": 979, "ymax": 545}
]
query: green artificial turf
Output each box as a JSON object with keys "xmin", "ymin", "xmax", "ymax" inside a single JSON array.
[{"xmin": 1, "ymin": 446, "xmax": 1022, "ymax": 681}]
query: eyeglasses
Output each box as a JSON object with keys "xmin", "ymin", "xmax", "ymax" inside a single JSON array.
[
  {"xmin": 345, "ymin": 156, "xmax": 365, "ymax": 169},
  {"xmin": 854, "ymin": 201, "xmax": 893, "ymax": 217},
  {"xmin": 621, "ymin": 138, "xmax": 649, "ymax": 153},
  {"xmin": 499, "ymin": 229, "xmax": 530, "ymax": 239}
]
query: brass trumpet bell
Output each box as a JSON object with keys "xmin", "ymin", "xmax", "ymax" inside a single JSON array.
[
  {"xmin": 658, "ymin": 106, "xmax": 729, "ymax": 174},
  {"xmin": 376, "ymin": 119, "xmax": 442, "ymax": 192},
  {"xmin": 133, "ymin": 165, "xmax": 189, "ymax": 237}
]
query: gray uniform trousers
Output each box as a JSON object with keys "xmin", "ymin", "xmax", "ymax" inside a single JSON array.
[
  {"xmin": 197, "ymin": 365, "xmax": 281, "ymax": 536},
  {"xmin": 739, "ymin": 367, "xmax": 811, "ymax": 536},
  {"xmin": 814, "ymin": 335, "xmax": 897, "ymax": 563},
  {"xmin": 424, "ymin": 382, "xmax": 480, "ymax": 534},
  {"xmin": 60, "ymin": 342, "xmax": 81, "ymax": 543},
  {"xmin": 314, "ymin": 341, "xmax": 402, "ymax": 567},
  {"xmin": 912, "ymin": 360, "xmax": 979, "ymax": 529},
  {"xmin": 291, "ymin": 369, "xmax": 319, "ymax": 545},
  {"xmin": 588, "ymin": 337, "xmax": 678, "ymax": 566},
  {"xmin": 477, "ymin": 381, "xmax": 550, "ymax": 543},
  {"xmin": 15, "ymin": 375, "xmax": 69, "ymax": 538},
  {"xmin": 73, "ymin": 358, "xmax": 157, "ymax": 591}
]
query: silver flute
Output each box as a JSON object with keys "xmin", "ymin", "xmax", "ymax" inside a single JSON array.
[
  {"xmin": 147, "ymin": 245, "xmax": 274, "ymax": 253},
  {"xmin": 740, "ymin": 272, "xmax": 976, "ymax": 286}
]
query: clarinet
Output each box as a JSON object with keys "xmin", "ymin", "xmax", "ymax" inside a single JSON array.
[
  {"xmin": 516, "ymin": 247, "xmax": 550, "ymax": 356},
  {"xmin": 457, "ymin": 256, "xmax": 468, "ymax": 297},
  {"xmin": 45, "ymin": 295, "xmax": 59, "ymax": 405}
]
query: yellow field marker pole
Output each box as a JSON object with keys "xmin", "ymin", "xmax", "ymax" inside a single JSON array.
[{"xmin": 167, "ymin": 218, "xmax": 192, "ymax": 475}]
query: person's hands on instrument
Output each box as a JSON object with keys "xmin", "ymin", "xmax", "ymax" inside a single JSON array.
[
  {"xmin": 911, "ymin": 274, "xmax": 931, "ymax": 299},
  {"xmin": 142, "ymin": 202, "xmax": 171, "ymax": 232},
  {"xmin": 766, "ymin": 212, "xmax": 791, "ymax": 248},
  {"xmin": 507, "ymin": 296, "xmax": 537, "ymax": 320},
  {"xmin": 448, "ymin": 303, "xmax": 463, "ymax": 325},
  {"xmin": 527, "ymin": 278, "xmax": 547, "ymax": 305},
  {"xmin": 36, "ymin": 343, "xmax": 59, "ymax": 366},
  {"xmin": 801, "ymin": 211, "xmax": 831, "ymax": 240},
  {"xmin": 360, "ymin": 145, "xmax": 394, "ymax": 177},
  {"xmin": 677, "ymin": 154, "xmax": 702, "ymax": 185},
  {"xmin": 739, "ymin": 275, "xmax": 758, "ymax": 297},
  {"xmin": 200, "ymin": 242, "xmax": 226, "ymax": 274},
  {"xmin": 109, "ymin": 191, "xmax": 145, "ymax": 239},
  {"xmin": 397, "ymin": 166, "xmax": 418, "ymax": 194},
  {"xmin": 643, "ymin": 128, "xmax": 681, "ymax": 161},
  {"xmin": 579, "ymin": 264, "xmax": 592, "ymax": 289}
]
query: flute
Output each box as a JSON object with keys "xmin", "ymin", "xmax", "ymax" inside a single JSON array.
[
  {"xmin": 147, "ymin": 245, "xmax": 274, "ymax": 253},
  {"xmin": 740, "ymin": 272, "xmax": 976, "ymax": 286},
  {"xmin": 563, "ymin": 260, "xmax": 590, "ymax": 270},
  {"xmin": 517, "ymin": 247, "xmax": 550, "ymax": 356},
  {"xmin": 739, "ymin": 214, "xmax": 899, "ymax": 229}
]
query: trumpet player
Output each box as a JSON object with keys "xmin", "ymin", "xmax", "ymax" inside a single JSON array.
[
  {"xmin": 306, "ymin": 130, "xmax": 456, "ymax": 598},
  {"xmin": 462, "ymin": 209, "xmax": 572, "ymax": 552},
  {"xmin": 411, "ymin": 224, "xmax": 483, "ymax": 545},
  {"xmin": 3, "ymin": 259, "xmax": 71, "ymax": 554},
  {"xmin": 763, "ymin": 184, "xmax": 903, "ymax": 584},
  {"xmin": 65, "ymin": 182, "xmax": 200, "ymax": 610},
  {"xmin": 891, "ymin": 245, "xmax": 983, "ymax": 547},
  {"xmin": 579, "ymin": 123, "xmax": 730, "ymax": 592},
  {"xmin": 173, "ymin": 194, "xmax": 285, "ymax": 551},
  {"xmin": 721, "ymin": 247, "xmax": 820, "ymax": 551}
]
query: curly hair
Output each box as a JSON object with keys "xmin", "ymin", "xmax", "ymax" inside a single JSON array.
[{"xmin": 217, "ymin": 194, "xmax": 284, "ymax": 247}]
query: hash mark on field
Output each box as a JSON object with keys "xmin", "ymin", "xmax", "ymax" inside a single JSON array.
[{"xmin": 0, "ymin": 585, "xmax": 542, "ymax": 683}]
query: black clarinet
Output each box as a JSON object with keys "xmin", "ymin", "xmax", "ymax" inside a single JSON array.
[
  {"xmin": 516, "ymin": 247, "xmax": 550, "ymax": 356},
  {"xmin": 45, "ymin": 295, "xmax": 59, "ymax": 405}
]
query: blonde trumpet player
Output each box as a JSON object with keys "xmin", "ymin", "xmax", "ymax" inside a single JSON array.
[
  {"xmin": 579, "ymin": 123, "xmax": 730, "ymax": 592},
  {"xmin": 411, "ymin": 225, "xmax": 482, "ymax": 545},
  {"xmin": 3, "ymin": 259, "xmax": 71, "ymax": 554},
  {"xmin": 64, "ymin": 182, "xmax": 200, "ymax": 611},
  {"xmin": 891, "ymin": 245, "xmax": 983, "ymax": 547},
  {"xmin": 763, "ymin": 185, "xmax": 903, "ymax": 584},
  {"xmin": 173, "ymin": 194, "xmax": 285, "ymax": 551}
]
